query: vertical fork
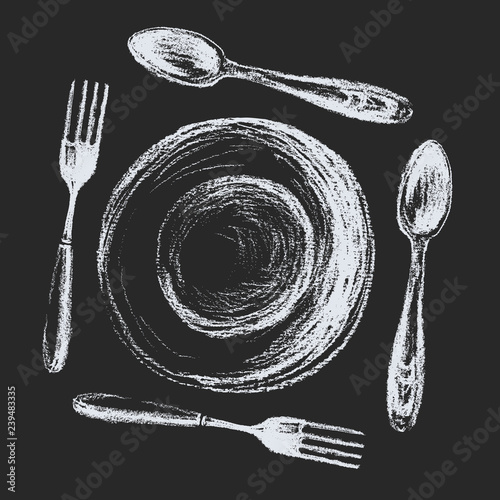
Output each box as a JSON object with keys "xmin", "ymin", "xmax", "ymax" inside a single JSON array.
[{"xmin": 43, "ymin": 80, "xmax": 109, "ymax": 373}]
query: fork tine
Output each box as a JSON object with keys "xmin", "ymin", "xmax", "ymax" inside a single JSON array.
[
  {"xmin": 298, "ymin": 449, "xmax": 361, "ymax": 469},
  {"xmin": 302, "ymin": 432, "xmax": 364, "ymax": 449},
  {"xmin": 303, "ymin": 422, "xmax": 365, "ymax": 436},
  {"xmin": 300, "ymin": 443, "xmax": 363, "ymax": 460},
  {"xmin": 85, "ymin": 82, "xmax": 100, "ymax": 142},
  {"xmin": 62, "ymin": 80, "xmax": 75, "ymax": 140},
  {"xmin": 75, "ymin": 80, "xmax": 88, "ymax": 140},
  {"xmin": 94, "ymin": 83, "xmax": 109, "ymax": 145}
]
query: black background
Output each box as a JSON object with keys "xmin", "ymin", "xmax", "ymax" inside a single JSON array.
[{"xmin": 3, "ymin": 0, "xmax": 499, "ymax": 499}]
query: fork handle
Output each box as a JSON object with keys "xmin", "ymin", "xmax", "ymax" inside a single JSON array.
[
  {"xmin": 43, "ymin": 241, "xmax": 74, "ymax": 373},
  {"xmin": 74, "ymin": 393, "xmax": 251, "ymax": 433},
  {"xmin": 73, "ymin": 393, "xmax": 204, "ymax": 427}
]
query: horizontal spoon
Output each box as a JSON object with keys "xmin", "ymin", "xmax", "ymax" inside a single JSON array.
[{"xmin": 128, "ymin": 27, "xmax": 412, "ymax": 124}]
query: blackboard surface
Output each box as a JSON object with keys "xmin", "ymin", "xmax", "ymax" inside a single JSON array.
[{"xmin": 4, "ymin": 1, "xmax": 498, "ymax": 499}]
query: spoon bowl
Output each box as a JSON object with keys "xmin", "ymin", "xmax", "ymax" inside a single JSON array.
[
  {"xmin": 128, "ymin": 27, "xmax": 225, "ymax": 87},
  {"xmin": 398, "ymin": 140, "xmax": 452, "ymax": 240}
]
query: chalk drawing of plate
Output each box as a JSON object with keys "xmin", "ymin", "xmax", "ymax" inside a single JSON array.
[{"xmin": 98, "ymin": 117, "xmax": 374, "ymax": 393}]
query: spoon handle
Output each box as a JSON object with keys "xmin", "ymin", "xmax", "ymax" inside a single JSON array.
[
  {"xmin": 387, "ymin": 238, "xmax": 427, "ymax": 432},
  {"xmin": 226, "ymin": 60, "xmax": 412, "ymax": 124}
]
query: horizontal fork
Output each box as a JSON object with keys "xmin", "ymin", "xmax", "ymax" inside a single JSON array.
[{"xmin": 72, "ymin": 393, "xmax": 366, "ymax": 470}]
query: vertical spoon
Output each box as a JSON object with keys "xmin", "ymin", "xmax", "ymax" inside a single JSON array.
[{"xmin": 387, "ymin": 140, "xmax": 452, "ymax": 432}]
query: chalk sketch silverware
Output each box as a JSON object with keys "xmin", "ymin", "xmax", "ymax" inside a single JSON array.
[
  {"xmin": 128, "ymin": 27, "xmax": 412, "ymax": 124},
  {"xmin": 386, "ymin": 140, "xmax": 452, "ymax": 432},
  {"xmin": 43, "ymin": 80, "xmax": 109, "ymax": 373},
  {"xmin": 74, "ymin": 393, "xmax": 365, "ymax": 468}
]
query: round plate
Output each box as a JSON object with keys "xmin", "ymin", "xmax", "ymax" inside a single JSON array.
[{"xmin": 98, "ymin": 118, "xmax": 374, "ymax": 393}]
